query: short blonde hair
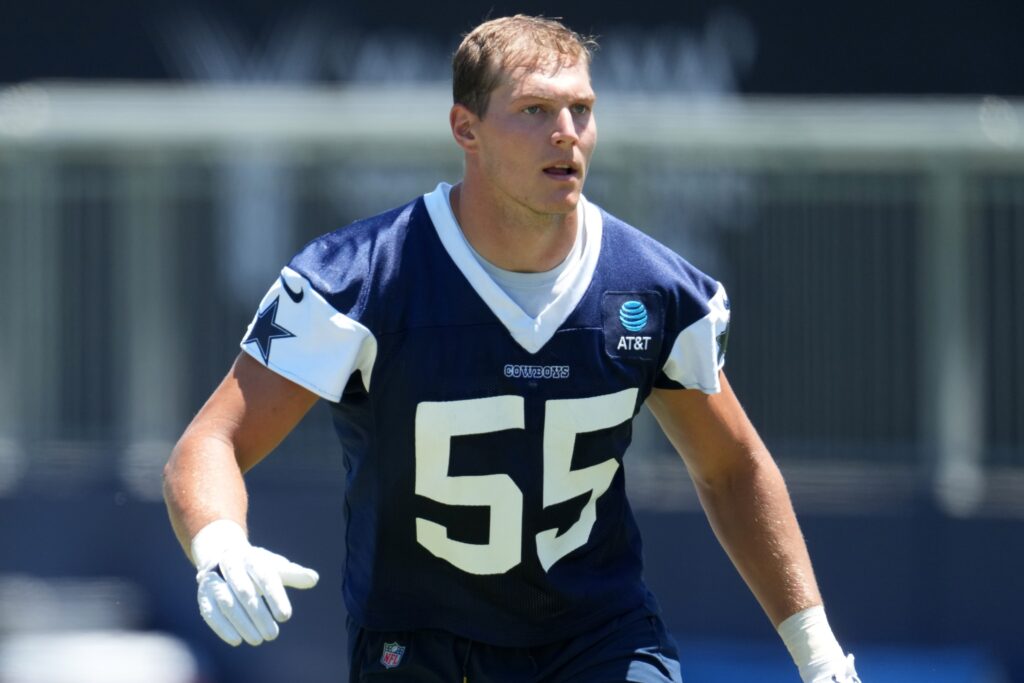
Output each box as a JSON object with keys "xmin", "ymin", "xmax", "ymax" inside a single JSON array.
[{"xmin": 453, "ymin": 15, "xmax": 597, "ymax": 117}]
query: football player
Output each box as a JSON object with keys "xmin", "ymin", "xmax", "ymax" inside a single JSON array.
[{"xmin": 163, "ymin": 14, "xmax": 861, "ymax": 683}]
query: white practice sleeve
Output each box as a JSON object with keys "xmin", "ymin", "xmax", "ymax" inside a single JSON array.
[
  {"xmin": 240, "ymin": 266, "xmax": 378, "ymax": 401},
  {"xmin": 660, "ymin": 282, "xmax": 730, "ymax": 394}
]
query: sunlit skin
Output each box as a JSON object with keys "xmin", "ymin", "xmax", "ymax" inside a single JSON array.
[{"xmin": 449, "ymin": 58, "xmax": 597, "ymax": 273}]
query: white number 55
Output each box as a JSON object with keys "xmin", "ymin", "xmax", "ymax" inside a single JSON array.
[{"xmin": 414, "ymin": 388, "xmax": 638, "ymax": 575}]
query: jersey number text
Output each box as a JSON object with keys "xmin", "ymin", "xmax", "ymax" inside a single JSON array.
[{"xmin": 414, "ymin": 388, "xmax": 637, "ymax": 575}]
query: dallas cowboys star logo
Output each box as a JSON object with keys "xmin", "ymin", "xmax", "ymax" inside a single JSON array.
[{"xmin": 243, "ymin": 296, "xmax": 295, "ymax": 365}]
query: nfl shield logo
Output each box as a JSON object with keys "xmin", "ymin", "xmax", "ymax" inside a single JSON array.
[{"xmin": 380, "ymin": 641, "xmax": 406, "ymax": 669}]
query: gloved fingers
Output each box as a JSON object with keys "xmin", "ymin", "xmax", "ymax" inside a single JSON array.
[
  {"xmin": 247, "ymin": 557, "xmax": 293, "ymax": 623},
  {"xmin": 198, "ymin": 578, "xmax": 243, "ymax": 646},
  {"xmin": 198, "ymin": 570, "xmax": 264, "ymax": 646},
  {"xmin": 193, "ymin": 542, "xmax": 317, "ymax": 647},
  {"xmin": 215, "ymin": 559, "xmax": 278, "ymax": 644},
  {"xmin": 271, "ymin": 553, "xmax": 320, "ymax": 590}
]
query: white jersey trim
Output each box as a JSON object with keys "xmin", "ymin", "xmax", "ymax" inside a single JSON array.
[
  {"xmin": 661, "ymin": 282, "xmax": 729, "ymax": 394},
  {"xmin": 240, "ymin": 266, "xmax": 378, "ymax": 401},
  {"xmin": 423, "ymin": 182, "xmax": 603, "ymax": 355}
]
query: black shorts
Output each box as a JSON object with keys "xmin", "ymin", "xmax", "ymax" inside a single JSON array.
[{"xmin": 346, "ymin": 607, "xmax": 683, "ymax": 682}]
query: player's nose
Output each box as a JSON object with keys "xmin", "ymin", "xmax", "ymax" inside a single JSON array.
[{"xmin": 551, "ymin": 108, "xmax": 580, "ymax": 146}]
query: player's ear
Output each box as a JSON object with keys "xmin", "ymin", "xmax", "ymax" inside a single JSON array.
[{"xmin": 450, "ymin": 104, "xmax": 480, "ymax": 152}]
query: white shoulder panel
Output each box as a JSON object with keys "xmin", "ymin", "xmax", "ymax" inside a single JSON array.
[
  {"xmin": 239, "ymin": 266, "xmax": 378, "ymax": 401},
  {"xmin": 661, "ymin": 282, "xmax": 730, "ymax": 394}
]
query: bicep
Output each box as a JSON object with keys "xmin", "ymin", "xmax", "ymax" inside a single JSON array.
[
  {"xmin": 646, "ymin": 372, "xmax": 768, "ymax": 488},
  {"xmin": 184, "ymin": 352, "xmax": 320, "ymax": 473}
]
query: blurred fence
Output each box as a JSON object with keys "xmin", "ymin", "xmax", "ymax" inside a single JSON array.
[{"xmin": 0, "ymin": 84, "xmax": 1022, "ymax": 517}]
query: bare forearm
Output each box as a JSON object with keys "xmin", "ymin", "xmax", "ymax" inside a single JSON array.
[
  {"xmin": 693, "ymin": 451, "xmax": 821, "ymax": 627},
  {"xmin": 647, "ymin": 381, "xmax": 857, "ymax": 680},
  {"xmin": 162, "ymin": 354, "xmax": 319, "ymax": 562},
  {"xmin": 163, "ymin": 430, "xmax": 249, "ymax": 561}
]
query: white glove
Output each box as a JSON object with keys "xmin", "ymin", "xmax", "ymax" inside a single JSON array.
[
  {"xmin": 190, "ymin": 520, "xmax": 319, "ymax": 646},
  {"xmin": 802, "ymin": 651, "xmax": 860, "ymax": 683},
  {"xmin": 778, "ymin": 606, "xmax": 861, "ymax": 683},
  {"xmin": 817, "ymin": 654, "xmax": 861, "ymax": 683}
]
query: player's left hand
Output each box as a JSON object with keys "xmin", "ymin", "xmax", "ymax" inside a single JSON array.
[
  {"xmin": 778, "ymin": 607, "xmax": 862, "ymax": 683},
  {"xmin": 807, "ymin": 653, "xmax": 861, "ymax": 683},
  {"xmin": 190, "ymin": 519, "xmax": 319, "ymax": 646}
]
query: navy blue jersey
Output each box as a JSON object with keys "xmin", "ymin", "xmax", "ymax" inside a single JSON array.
[{"xmin": 241, "ymin": 183, "xmax": 730, "ymax": 646}]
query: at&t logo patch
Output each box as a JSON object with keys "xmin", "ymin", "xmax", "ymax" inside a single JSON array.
[{"xmin": 603, "ymin": 292, "xmax": 663, "ymax": 360}]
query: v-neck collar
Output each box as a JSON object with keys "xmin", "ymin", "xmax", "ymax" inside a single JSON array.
[{"xmin": 423, "ymin": 182, "xmax": 603, "ymax": 355}]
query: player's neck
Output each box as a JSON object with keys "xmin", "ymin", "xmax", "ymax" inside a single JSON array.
[{"xmin": 450, "ymin": 181, "xmax": 578, "ymax": 273}]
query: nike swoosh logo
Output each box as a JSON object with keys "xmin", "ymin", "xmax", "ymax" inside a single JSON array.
[{"xmin": 280, "ymin": 275, "xmax": 304, "ymax": 303}]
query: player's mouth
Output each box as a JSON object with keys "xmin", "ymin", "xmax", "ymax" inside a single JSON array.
[{"xmin": 542, "ymin": 162, "xmax": 580, "ymax": 179}]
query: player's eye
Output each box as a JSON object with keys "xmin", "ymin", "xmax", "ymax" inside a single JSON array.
[
  {"xmin": 571, "ymin": 103, "xmax": 591, "ymax": 115},
  {"xmin": 522, "ymin": 105, "xmax": 543, "ymax": 115}
]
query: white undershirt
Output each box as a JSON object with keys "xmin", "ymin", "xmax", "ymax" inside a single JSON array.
[{"xmin": 453, "ymin": 207, "xmax": 587, "ymax": 319}]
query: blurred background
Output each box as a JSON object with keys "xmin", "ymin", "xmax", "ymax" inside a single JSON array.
[{"xmin": 1, "ymin": 1, "xmax": 1022, "ymax": 681}]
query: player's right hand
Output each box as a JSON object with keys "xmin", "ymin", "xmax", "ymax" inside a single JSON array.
[{"xmin": 190, "ymin": 519, "xmax": 319, "ymax": 646}]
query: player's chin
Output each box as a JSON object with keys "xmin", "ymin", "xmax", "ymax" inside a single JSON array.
[
  {"xmin": 540, "ymin": 185, "xmax": 584, "ymax": 212},
  {"xmin": 556, "ymin": 190, "xmax": 584, "ymax": 212},
  {"xmin": 533, "ymin": 196, "xmax": 580, "ymax": 217}
]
